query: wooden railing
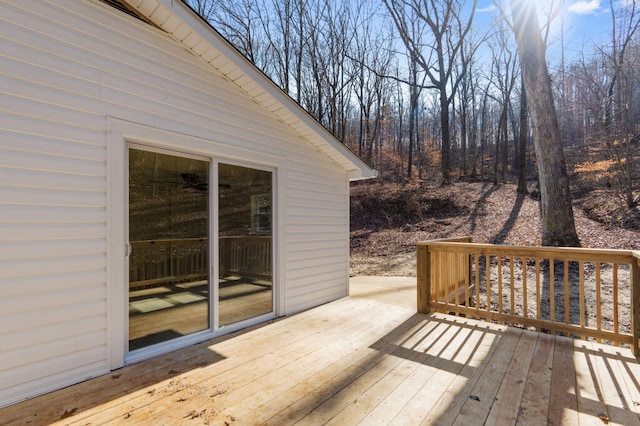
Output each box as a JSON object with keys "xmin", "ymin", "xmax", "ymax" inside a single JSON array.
[
  {"xmin": 417, "ymin": 238, "xmax": 640, "ymax": 357},
  {"xmin": 129, "ymin": 238, "xmax": 208, "ymax": 289},
  {"xmin": 129, "ymin": 236, "xmax": 271, "ymax": 289},
  {"xmin": 219, "ymin": 236, "xmax": 271, "ymax": 280}
]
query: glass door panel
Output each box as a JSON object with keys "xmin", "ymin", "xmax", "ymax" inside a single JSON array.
[
  {"xmin": 128, "ymin": 148, "xmax": 209, "ymax": 351},
  {"xmin": 218, "ymin": 163, "xmax": 273, "ymax": 326}
]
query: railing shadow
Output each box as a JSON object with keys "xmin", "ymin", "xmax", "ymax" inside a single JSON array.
[
  {"xmin": 284, "ymin": 310, "xmax": 640, "ymax": 424},
  {"xmin": 368, "ymin": 314, "xmax": 493, "ymax": 378},
  {"xmin": 264, "ymin": 312, "xmax": 506, "ymax": 424},
  {"xmin": 367, "ymin": 313, "xmax": 640, "ymax": 424}
]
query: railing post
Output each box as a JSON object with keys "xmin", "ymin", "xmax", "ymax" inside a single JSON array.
[
  {"xmin": 417, "ymin": 242, "xmax": 431, "ymax": 314},
  {"xmin": 633, "ymin": 252, "xmax": 640, "ymax": 359}
]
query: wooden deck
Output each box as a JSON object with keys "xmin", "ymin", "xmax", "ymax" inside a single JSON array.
[{"xmin": 3, "ymin": 276, "xmax": 640, "ymax": 425}]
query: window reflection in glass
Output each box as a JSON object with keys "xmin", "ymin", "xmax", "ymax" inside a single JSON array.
[
  {"xmin": 218, "ymin": 164, "xmax": 273, "ymax": 326},
  {"xmin": 128, "ymin": 148, "xmax": 209, "ymax": 351}
]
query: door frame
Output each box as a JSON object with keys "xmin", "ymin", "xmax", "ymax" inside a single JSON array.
[{"xmin": 107, "ymin": 118, "xmax": 286, "ymax": 369}]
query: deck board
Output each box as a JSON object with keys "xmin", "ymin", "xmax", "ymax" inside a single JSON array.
[
  {"xmin": 601, "ymin": 344, "xmax": 640, "ymax": 418},
  {"xmin": 419, "ymin": 321, "xmax": 504, "ymax": 426},
  {"xmin": 485, "ymin": 329, "xmax": 538, "ymax": 425},
  {"xmin": 517, "ymin": 332, "xmax": 555, "ymax": 425},
  {"xmin": 123, "ymin": 299, "xmax": 383, "ymax": 425},
  {"xmin": 2, "ymin": 276, "xmax": 640, "ymax": 425},
  {"xmin": 548, "ymin": 335, "xmax": 580, "ymax": 426},
  {"xmin": 261, "ymin": 314, "xmax": 428, "ymax": 426},
  {"xmin": 573, "ymin": 339, "xmax": 610, "ymax": 424},
  {"xmin": 362, "ymin": 323, "xmax": 478, "ymax": 425},
  {"xmin": 451, "ymin": 327, "xmax": 523, "ymax": 425},
  {"xmin": 589, "ymin": 341, "xmax": 640, "ymax": 426}
]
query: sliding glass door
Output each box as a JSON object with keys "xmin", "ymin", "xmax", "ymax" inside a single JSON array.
[
  {"xmin": 126, "ymin": 148, "xmax": 274, "ymax": 353},
  {"xmin": 218, "ymin": 163, "xmax": 273, "ymax": 326},
  {"xmin": 128, "ymin": 148, "xmax": 210, "ymax": 351}
]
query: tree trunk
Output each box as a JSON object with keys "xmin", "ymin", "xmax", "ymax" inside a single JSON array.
[
  {"xmin": 407, "ymin": 92, "xmax": 415, "ymax": 179},
  {"xmin": 407, "ymin": 70, "xmax": 419, "ymax": 179},
  {"xmin": 517, "ymin": 77, "xmax": 529, "ymax": 194},
  {"xmin": 460, "ymin": 100, "xmax": 468, "ymax": 176},
  {"xmin": 501, "ymin": 106, "xmax": 509, "ymax": 183},
  {"xmin": 495, "ymin": 104, "xmax": 508, "ymax": 184},
  {"xmin": 511, "ymin": 0, "xmax": 580, "ymax": 247},
  {"xmin": 440, "ymin": 90, "xmax": 452, "ymax": 185}
]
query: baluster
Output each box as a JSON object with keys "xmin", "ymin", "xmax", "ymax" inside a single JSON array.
[
  {"xmin": 510, "ymin": 256, "xmax": 515, "ymax": 315},
  {"xmin": 536, "ymin": 258, "xmax": 541, "ymax": 323},
  {"xmin": 550, "ymin": 259, "xmax": 555, "ymax": 323},
  {"xmin": 522, "ymin": 257, "xmax": 528, "ymax": 318},
  {"xmin": 613, "ymin": 263, "xmax": 619, "ymax": 346},
  {"xmin": 579, "ymin": 261, "xmax": 585, "ymax": 340},
  {"xmin": 564, "ymin": 259, "xmax": 570, "ymax": 336},
  {"xmin": 497, "ymin": 256, "xmax": 502, "ymax": 314},
  {"xmin": 596, "ymin": 262, "xmax": 602, "ymax": 343}
]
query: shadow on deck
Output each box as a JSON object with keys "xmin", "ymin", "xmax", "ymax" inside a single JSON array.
[{"xmin": 2, "ymin": 276, "xmax": 640, "ymax": 425}]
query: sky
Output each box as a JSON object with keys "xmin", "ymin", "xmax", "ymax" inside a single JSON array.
[{"xmin": 474, "ymin": 0, "xmax": 617, "ymax": 64}]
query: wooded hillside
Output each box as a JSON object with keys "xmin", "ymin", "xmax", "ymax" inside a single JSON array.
[
  {"xmin": 349, "ymin": 147, "xmax": 640, "ymax": 276},
  {"xmin": 187, "ymin": 0, "xmax": 639, "ymax": 223}
]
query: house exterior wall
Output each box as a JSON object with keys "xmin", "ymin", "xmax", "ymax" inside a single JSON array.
[{"xmin": 0, "ymin": 0, "xmax": 351, "ymax": 407}]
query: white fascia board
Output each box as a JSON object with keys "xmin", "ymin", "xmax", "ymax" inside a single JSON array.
[{"xmin": 124, "ymin": 0, "xmax": 377, "ymax": 181}]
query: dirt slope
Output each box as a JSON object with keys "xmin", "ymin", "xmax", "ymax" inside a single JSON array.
[{"xmin": 350, "ymin": 182, "xmax": 640, "ymax": 277}]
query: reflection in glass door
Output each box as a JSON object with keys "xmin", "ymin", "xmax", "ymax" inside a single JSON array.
[
  {"xmin": 218, "ymin": 163, "xmax": 273, "ymax": 326},
  {"xmin": 128, "ymin": 148, "xmax": 209, "ymax": 351}
]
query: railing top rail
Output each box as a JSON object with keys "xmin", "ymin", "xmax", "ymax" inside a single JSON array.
[
  {"xmin": 417, "ymin": 236, "xmax": 473, "ymax": 244},
  {"xmin": 131, "ymin": 235, "xmax": 272, "ymax": 247},
  {"xmin": 131, "ymin": 238, "xmax": 207, "ymax": 248},
  {"xmin": 417, "ymin": 240, "xmax": 635, "ymax": 263}
]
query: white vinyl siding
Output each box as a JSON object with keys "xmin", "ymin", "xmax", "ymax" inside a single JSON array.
[
  {"xmin": 0, "ymin": 0, "xmax": 352, "ymax": 407},
  {"xmin": 285, "ymin": 159, "xmax": 350, "ymax": 313}
]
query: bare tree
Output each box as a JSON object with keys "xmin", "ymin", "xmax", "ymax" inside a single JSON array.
[
  {"xmin": 210, "ymin": 0, "xmax": 267, "ymax": 66},
  {"xmin": 350, "ymin": 8, "xmax": 395, "ymax": 165},
  {"xmin": 186, "ymin": 0, "xmax": 218, "ymax": 21},
  {"xmin": 604, "ymin": 0, "xmax": 640, "ymax": 208},
  {"xmin": 488, "ymin": 18, "xmax": 519, "ymax": 184},
  {"xmin": 258, "ymin": 0, "xmax": 295, "ymax": 95},
  {"xmin": 291, "ymin": 0, "xmax": 307, "ymax": 104},
  {"xmin": 406, "ymin": 53, "xmax": 422, "ymax": 178},
  {"xmin": 567, "ymin": 1, "xmax": 639, "ymax": 211},
  {"xmin": 510, "ymin": 0, "xmax": 580, "ymax": 246},
  {"xmin": 454, "ymin": 31, "xmax": 479, "ymax": 177},
  {"xmin": 384, "ymin": 0, "xmax": 480, "ymax": 185},
  {"xmin": 603, "ymin": 0, "xmax": 640, "ymax": 137},
  {"xmin": 467, "ymin": 70, "xmax": 483, "ymax": 179}
]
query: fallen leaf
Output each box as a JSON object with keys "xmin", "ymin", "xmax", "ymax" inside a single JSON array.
[{"xmin": 60, "ymin": 408, "xmax": 78, "ymax": 419}]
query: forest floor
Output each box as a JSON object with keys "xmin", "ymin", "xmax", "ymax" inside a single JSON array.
[{"xmin": 349, "ymin": 177, "xmax": 640, "ymax": 277}]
